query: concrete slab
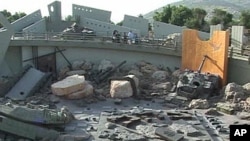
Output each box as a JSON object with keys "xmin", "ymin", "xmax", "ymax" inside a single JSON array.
[{"xmin": 6, "ymin": 68, "xmax": 45, "ymax": 100}]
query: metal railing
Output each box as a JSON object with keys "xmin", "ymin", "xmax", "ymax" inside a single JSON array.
[{"xmin": 11, "ymin": 32, "xmax": 181, "ymax": 49}]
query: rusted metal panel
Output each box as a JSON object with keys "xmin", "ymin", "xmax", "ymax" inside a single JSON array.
[{"xmin": 182, "ymin": 29, "xmax": 229, "ymax": 86}]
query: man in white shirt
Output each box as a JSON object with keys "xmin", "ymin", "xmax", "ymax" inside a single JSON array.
[{"xmin": 127, "ymin": 30, "xmax": 134, "ymax": 44}]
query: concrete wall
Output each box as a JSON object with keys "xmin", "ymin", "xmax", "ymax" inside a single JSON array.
[
  {"xmin": 82, "ymin": 18, "xmax": 140, "ymax": 36},
  {"xmin": 11, "ymin": 10, "xmax": 42, "ymax": 32},
  {"xmin": 46, "ymin": 20, "xmax": 73, "ymax": 32},
  {"xmin": 12, "ymin": 41, "xmax": 181, "ymax": 72},
  {"xmin": 210, "ymin": 24, "xmax": 223, "ymax": 37},
  {"xmin": 72, "ymin": 4, "xmax": 111, "ymax": 24},
  {"xmin": 228, "ymin": 57, "xmax": 250, "ymax": 85},
  {"xmin": 231, "ymin": 26, "xmax": 244, "ymax": 48},
  {"xmin": 1, "ymin": 47, "xmax": 22, "ymax": 75},
  {"xmin": 48, "ymin": 1, "xmax": 62, "ymax": 22},
  {"xmin": 153, "ymin": 21, "xmax": 209, "ymax": 40},
  {"xmin": 0, "ymin": 13, "xmax": 14, "ymax": 76},
  {"xmin": 5, "ymin": 39, "xmax": 250, "ymax": 85},
  {"xmin": 22, "ymin": 19, "xmax": 46, "ymax": 33},
  {"xmin": 54, "ymin": 47, "xmax": 181, "ymax": 71},
  {"xmin": 123, "ymin": 15, "xmax": 149, "ymax": 37}
]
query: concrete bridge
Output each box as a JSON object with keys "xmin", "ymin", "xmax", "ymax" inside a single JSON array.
[
  {"xmin": 1, "ymin": 31, "xmax": 249, "ymax": 86},
  {"xmin": 1, "ymin": 1, "xmax": 250, "ymax": 86}
]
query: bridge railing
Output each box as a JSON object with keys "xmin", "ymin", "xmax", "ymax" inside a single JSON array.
[{"xmin": 11, "ymin": 32, "xmax": 182, "ymax": 50}]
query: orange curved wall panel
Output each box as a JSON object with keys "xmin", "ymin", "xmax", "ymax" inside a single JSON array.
[{"xmin": 182, "ymin": 29, "xmax": 229, "ymax": 86}]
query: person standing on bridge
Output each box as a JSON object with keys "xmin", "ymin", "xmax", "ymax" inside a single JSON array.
[{"xmin": 127, "ymin": 30, "xmax": 134, "ymax": 44}]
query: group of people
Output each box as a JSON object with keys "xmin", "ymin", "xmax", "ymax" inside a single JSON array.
[{"xmin": 112, "ymin": 30, "xmax": 139, "ymax": 44}]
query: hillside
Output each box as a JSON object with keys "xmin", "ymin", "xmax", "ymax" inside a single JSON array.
[{"xmin": 144, "ymin": 0, "xmax": 250, "ymax": 21}]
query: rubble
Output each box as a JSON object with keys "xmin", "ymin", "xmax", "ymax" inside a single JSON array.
[
  {"xmin": 237, "ymin": 112, "xmax": 250, "ymax": 120},
  {"xmin": 243, "ymin": 82, "xmax": 250, "ymax": 95},
  {"xmin": 170, "ymin": 119, "xmax": 201, "ymax": 137},
  {"xmin": 246, "ymin": 97, "xmax": 250, "ymax": 105},
  {"xmin": 188, "ymin": 99, "xmax": 209, "ymax": 109},
  {"xmin": 66, "ymin": 70, "xmax": 86, "ymax": 76},
  {"xmin": 136, "ymin": 61, "xmax": 158, "ymax": 74},
  {"xmin": 216, "ymin": 102, "xmax": 236, "ymax": 115},
  {"xmin": 224, "ymin": 82, "xmax": 246, "ymax": 102},
  {"xmin": 2, "ymin": 59, "xmax": 250, "ymax": 140},
  {"xmin": 128, "ymin": 69, "xmax": 143, "ymax": 77},
  {"xmin": 205, "ymin": 108, "xmax": 223, "ymax": 116},
  {"xmin": 151, "ymin": 70, "xmax": 169, "ymax": 81},
  {"xmin": 152, "ymin": 82, "xmax": 172, "ymax": 91},
  {"xmin": 72, "ymin": 60, "xmax": 86, "ymax": 70},
  {"xmin": 98, "ymin": 59, "xmax": 114, "ymax": 72},
  {"xmin": 172, "ymin": 69, "xmax": 182, "ymax": 78},
  {"xmin": 58, "ymin": 66, "xmax": 70, "ymax": 79}
]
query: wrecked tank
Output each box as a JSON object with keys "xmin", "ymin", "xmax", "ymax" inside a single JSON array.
[
  {"xmin": 176, "ymin": 55, "xmax": 220, "ymax": 99},
  {"xmin": 0, "ymin": 115, "xmax": 60, "ymax": 140},
  {"xmin": 0, "ymin": 103, "xmax": 74, "ymax": 125}
]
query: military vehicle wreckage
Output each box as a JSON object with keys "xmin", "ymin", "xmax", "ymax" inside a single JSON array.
[
  {"xmin": 176, "ymin": 55, "xmax": 220, "ymax": 99},
  {"xmin": 0, "ymin": 102, "xmax": 73, "ymax": 140},
  {"xmin": 0, "ymin": 103, "xmax": 73, "ymax": 125}
]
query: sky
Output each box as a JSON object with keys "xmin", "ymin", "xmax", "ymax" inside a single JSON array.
[{"xmin": 0, "ymin": 0, "xmax": 180, "ymax": 23}]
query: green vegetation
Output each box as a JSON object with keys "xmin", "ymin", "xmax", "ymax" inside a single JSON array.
[
  {"xmin": 0, "ymin": 10, "xmax": 26, "ymax": 28},
  {"xmin": 153, "ymin": 4, "xmax": 250, "ymax": 32},
  {"xmin": 1, "ymin": 10, "xmax": 26, "ymax": 23},
  {"xmin": 239, "ymin": 10, "xmax": 250, "ymax": 29}
]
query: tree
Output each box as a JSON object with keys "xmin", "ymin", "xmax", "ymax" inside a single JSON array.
[
  {"xmin": 64, "ymin": 15, "xmax": 74, "ymax": 21},
  {"xmin": 138, "ymin": 14, "xmax": 143, "ymax": 18},
  {"xmin": 170, "ymin": 5, "xmax": 192, "ymax": 26},
  {"xmin": 239, "ymin": 10, "xmax": 250, "ymax": 29},
  {"xmin": 185, "ymin": 18, "xmax": 201, "ymax": 30},
  {"xmin": 153, "ymin": 5, "xmax": 172, "ymax": 23},
  {"xmin": 116, "ymin": 21, "xmax": 123, "ymax": 26},
  {"xmin": 0, "ymin": 10, "xmax": 26, "ymax": 23},
  {"xmin": 192, "ymin": 8, "xmax": 207, "ymax": 25},
  {"xmin": 185, "ymin": 8, "xmax": 208, "ymax": 31},
  {"xmin": 210, "ymin": 9, "xmax": 233, "ymax": 29}
]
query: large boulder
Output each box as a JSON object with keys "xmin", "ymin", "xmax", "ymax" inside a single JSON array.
[
  {"xmin": 110, "ymin": 75, "xmax": 139, "ymax": 98},
  {"xmin": 51, "ymin": 75, "xmax": 86, "ymax": 96},
  {"xmin": 65, "ymin": 82, "xmax": 93, "ymax": 99}
]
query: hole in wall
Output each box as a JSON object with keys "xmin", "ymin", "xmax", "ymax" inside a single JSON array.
[{"xmin": 50, "ymin": 6, "xmax": 54, "ymax": 12}]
